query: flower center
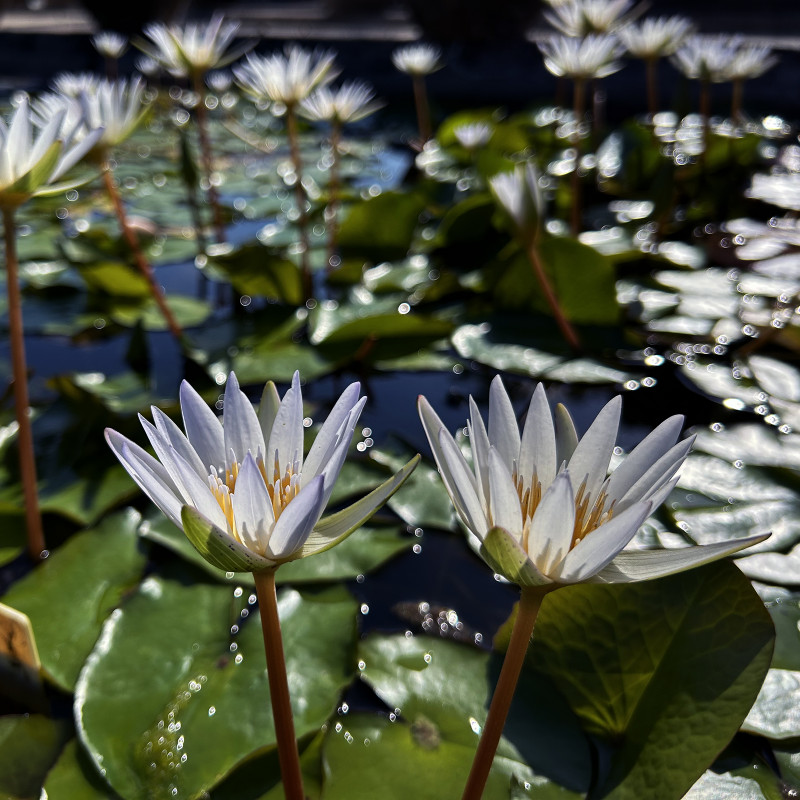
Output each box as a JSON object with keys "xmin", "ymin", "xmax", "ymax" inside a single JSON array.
[{"xmin": 206, "ymin": 453, "xmax": 302, "ymax": 543}]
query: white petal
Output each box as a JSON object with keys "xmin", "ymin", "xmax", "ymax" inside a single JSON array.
[
  {"xmin": 528, "ymin": 471, "xmax": 575, "ymax": 575},
  {"xmin": 437, "ymin": 429, "xmax": 489, "ymax": 538},
  {"xmin": 151, "ymin": 405, "xmax": 207, "ymax": 481},
  {"xmin": 554, "ymin": 501, "xmax": 653, "ymax": 583},
  {"xmin": 105, "ymin": 428, "xmax": 183, "ymax": 528},
  {"xmin": 616, "ymin": 437, "xmax": 695, "ymax": 509},
  {"xmin": 180, "ymin": 380, "xmax": 224, "ymax": 472},
  {"xmin": 468, "ymin": 396, "xmax": 491, "ymax": 508},
  {"xmin": 554, "ymin": 403, "xmax": 578, "ymax": 465},
  {"xmin": 168, "ymin": 445, "xmax": 230, "ymax": 533},
  {"xmin": 488, "ymin": 447, "xmax": 524, "ymax": 537},
  {"xmin": 223, "ymin": 372, "xmax": 265, "ymax": 469},
  {"xmin": 7, "ymin": 100, "xmax": 31, "ymax": 175},
  {"xmin": 567, "ymin": 396, "xmax": 621, "ymax": 507},
  {"xmin": 604, "ymin": 415, "xmax": 685, "ymax": 504},
  {"xmin": 316, "ymin": 397, "xmax": 366, "ymax": 505},
  {"xmin": 591, "ymin": 534, "xmax": 771, "ymax": 583},
  {"xmin": 266, "ymin": 371, "xmax": 304, "ymax": 478},
  {"xmin": 268, "ymin": 474, "xmax": 326, "ymax": 558},
  {"xmin": 229, "ymin": 452, "xmax": 274, "ymax": 553},
  {"xmin": 488, "ymin": 376, "xmax": 521, "ymax": 468},
  {"xmin": 303, "ymin": 381, "xmax": 361, "ymax": 482},
  {"xmin": 138, "ymin": 415, "xmax": 194, "ymax": 504},
  {"xmin": 258, "ymin": 381, "xmax": 281, "ymax": 445},
  {"xmin": 518, "ymin": 383, "xmax": 557, "ymax": 493}
]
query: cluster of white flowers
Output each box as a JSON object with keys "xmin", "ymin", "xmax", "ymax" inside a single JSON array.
[{"xmin": 671, "ymin": 35, "xmax": 777, "ymax": 83}]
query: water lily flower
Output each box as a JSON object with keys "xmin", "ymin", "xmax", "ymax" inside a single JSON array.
[
  {"xmin": 107, "ymin": 372, "xmax": 418, "ymax": 572},
  {"xmin": 234, "ymin": 45, "xmax": 339, "ymax": 107},
  {"xmin": 453, "ymin": 121, "xmax": 493, "ymax": 150},
  {"xmin": 51, "ymin": 71, "xmax": 101, "ymax": 98},
  {"xmin": 418, "ymin": 377, "xmax": 768, "ymax": 586},
  {"xmin": 0, "ymin": 96, "xmax": 102, "ymax": 209},
  {"xmin": 138, "ymin": 14, "xmax": 252, "ymax": 79},
  {"xmin": 92, "ymin": 31, "xmax": 128, "ymax": 59},
  {"xmin": 544, "ymin": 0, "xmax": 641, "ymax": 37},
  {"xmin": 538, "ymin": 33, "xmax": 625, "ymax": 80},
  {"xmin": 671, "ymin": 35, "xmax": 742, "ymax": 83},
  {"xmin": 33, "ymin": 76, "xmax": 149, "ymax": 158},
  {"xmin": 489, "ymin": 162, "xmax": 544, "ymax": 246},
  {"xmin": 298, "ymin": 80, "xmax": 383, "ymax": 125},
  {"xmin": 618, "ymin": 15, "xmax": 693, "ymax": 59},
  {"xmin": 726, "ymin": 44, "xmax": 778, "ymax": 82},
  {"xmin": 392, "ymin": 43, "xmax": 443, "ymax": 77}
]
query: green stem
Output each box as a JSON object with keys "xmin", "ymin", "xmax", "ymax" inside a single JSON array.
[
  {"xmin": 253, "ymin": 570, "xmax": 305, "ymax": 800},
  {"xmin": 461, "ymin": 586, "xmax": 550, "ymax": 800},
  {"xmin": 192, "ymin": 70, "xmax": 226, "ymax": 245},
  {"xmin": 700, "ymin": 79, "xmax": 711, "ymax": 161},
  {"xmin": 286, "ymin": 105, "xmax": 313, "ymax": 301},
  {"xmin": 731, "ymin": 78, "xmax": 743, "ymax": 125},
  {"xmin": 527, "ymin": 241, "xmax": 582, "ymax": 352},
  {"xmin": 3, "ymin": 207, "xmax": 46, "ymax": 561},
  {"xmin": 102, "ymin": 165, "xmax": 184, "ymax": 341},
  {"xmin": 412, "ymin": 75, "xmax": 432, "ymax": 142},
  {"xmin": 326, "ymin": 120, "xmax": 342, "ymax": 274}
]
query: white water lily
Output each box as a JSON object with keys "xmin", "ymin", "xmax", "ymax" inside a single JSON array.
[
  {"xmin": 34, "ymin": 76, "xmax": 148, "ymax": 156},
  {"xmin": 234, "ymin": 46, "xmax": 339, "ymax": 107},
  {"xmin": 52, "ymin": 72, "xmax": 100, "ymax": 98},
  {"xmin": 0, "ymin": 96, "xmax": 102, "ymax": 209},
  {"xmin": 454, "ymin": 122, "xmax": 493, "ymax": 150},
  {"xmin": 138, "ymin": 15, "xmax": 251, "ymax": 79},
  {"xmin": 489, "ymin": 162, "xmax": 544, "ymax": 245},
  {"xmin": 92, "ymin": 31, "xmax": 128, "ymax": 59},
  {"xmin": 544, "ymin": 0, "xmax": 640, "ymax": 37},
  {"xmin": 671, "ymin": 35, "xmax": 742, "ymax": 83},
  {"xmin": 726, "ymin": 44, "xmax": 778, "ymax": 82},
  {"xmin": 392, "ymin": 43, "xmax": 443, "ymax": 77},
  {"xmin": 107, "ymin": 372, "xmax": 418, "ymax": 572},
  {"xmin": 419, "ymin": 377, "xmax": 768, "ymax": 586},
  {"xmin": 538, "ymin": 34, "xmax": 625, "ymax": 80},
  {"xmin": 298, "ymin": 81, "xmax": 382, "ymax": 125},
  {"xmin": 618, "ymin": 16, "xmax": 693, "ymax": 58}
]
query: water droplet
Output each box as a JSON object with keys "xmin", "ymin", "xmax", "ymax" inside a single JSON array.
[{"xmin": 208, "ymin": 707, "xmax": 216, "ymax": 717}]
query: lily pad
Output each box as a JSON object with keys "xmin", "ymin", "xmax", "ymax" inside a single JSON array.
[
  {"xmin": 0, "ymin": 509, "xmax": 148, "ymax": 691},
  {"xmin": 76, "ymin": 580, "xmax": 357, "ymax": 799}
]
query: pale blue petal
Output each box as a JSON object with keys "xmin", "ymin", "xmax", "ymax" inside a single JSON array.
[
  {"xmin": 168, "ymin": 445, "xmax": 230, "ymax": 533},
  {"xmin": 591, "ymin": 534, "xmax": 771, "ymax": 583},
  {"xmin": 518, "ymin": 383, "xmax": 557, "ymax": 493},
  {"xmin": 266, "ymin": 371, "xmax": 304, "ymax": 479},
  {"xmin": 180, "ymin": 380, "xmax": 224, "ymax": 473},
  {"xmin": 138, "ymin": 415, "xmax": 193, "ymax": 504},
  {"xmin": 303, "ymin": 381, "xmax": 361, "ymax": 482},
  {"xmin": 316, "ymin": 397, "xmax": 366, "ymax": 505},
  {"xmin": 151, "ymin": 405, "xmax": 207, "ymax": 480},
  {"xmin": 268, "ymin": 474, "xmax": 326, "ymax": 558},
  {"xmin": 488, "ymin": 376, "xmax": 521, "ymax": 469},
  {"xmin": 554, "ymin": 501, "xmax": 653, "ymax": 583},
  {"xmin": 229, "ymin": 452, "xmax": 274, "ymax": 553},
  {"xmin": 105, "ymin": 428, "xmax": 183, "ymax": 528},
  {"xmin": 438, "ymin": 429, "xmax": 489, "ymax": 538},
  {"xmin": 223, "ymin": 371, "xmax": 265, "ymax": 470},
  {"xmin": 257, "ymin": 381, "xmax": 281, "ymax": 447},
  {"xmin": 528, "ymin": 471, "xmax": 575, "ymax": 576},
  {"xmin": 616, "ymin": 437, "xmax": 695, "ymax": 509}
]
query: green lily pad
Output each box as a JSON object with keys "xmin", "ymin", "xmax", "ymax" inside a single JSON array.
[
  {"xmin": 108, "ymin": 294, "xmax": 212, "ymax": 331},
  {"xmin": 76, "ymin": 580, "xmax": 357, "ymax": 799},
  {"xmin": 0, "ymin": 509, "xmax": 148, "ymax": 691},
  {"xmin": 742, "ymin": 668, "xmax": 800, "ymax": 739},
  {"xmin": 43, "ymin": 739, "xmax": 121, "ymax": 799},
  {"xmin": 355, "ymin": 634, "xmax": 585, "ymax": 799},
  {"xmin": 529, "ymin": 561, "xmax": 774, "ymax": 800},
  {"xmin": 0, "ymin": 715, "xmax": 72, "ymax": 799}
]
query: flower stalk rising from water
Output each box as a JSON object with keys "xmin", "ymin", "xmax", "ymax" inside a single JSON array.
[
  {"xmin": 0, "ymin": 98, "xmax": 101, "ymax": 560},
  {"xmin": 418, "ymin": 377, "xmax": 769, "ymax": 800},
  {"xmin": 392, "ymin": 43, "xmax": 442, "ymax": 143},
  {"xmin": 107, "ymin": 371, "xmax": 418, "ymax": 799}
]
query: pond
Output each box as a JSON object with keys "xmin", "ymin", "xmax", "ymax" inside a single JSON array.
[{"xmin": 1, "ymin": 10, "xmax": 800, "ymax": 800}]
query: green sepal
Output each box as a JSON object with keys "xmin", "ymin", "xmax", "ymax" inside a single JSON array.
[
  {"xmin": 0, "ymin": 141, "xmax": 63, "ymax": 207},
  {"xmin": 300, "ymin": 454, "xmax": 421, "ymax": 557},
  {"xmin": 180, "ymin": 505, "xmax": 274, "ymax": 573},
  {"xmin": 480, "ymin": 526, "xmax": 551, "ymax": 587}
]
